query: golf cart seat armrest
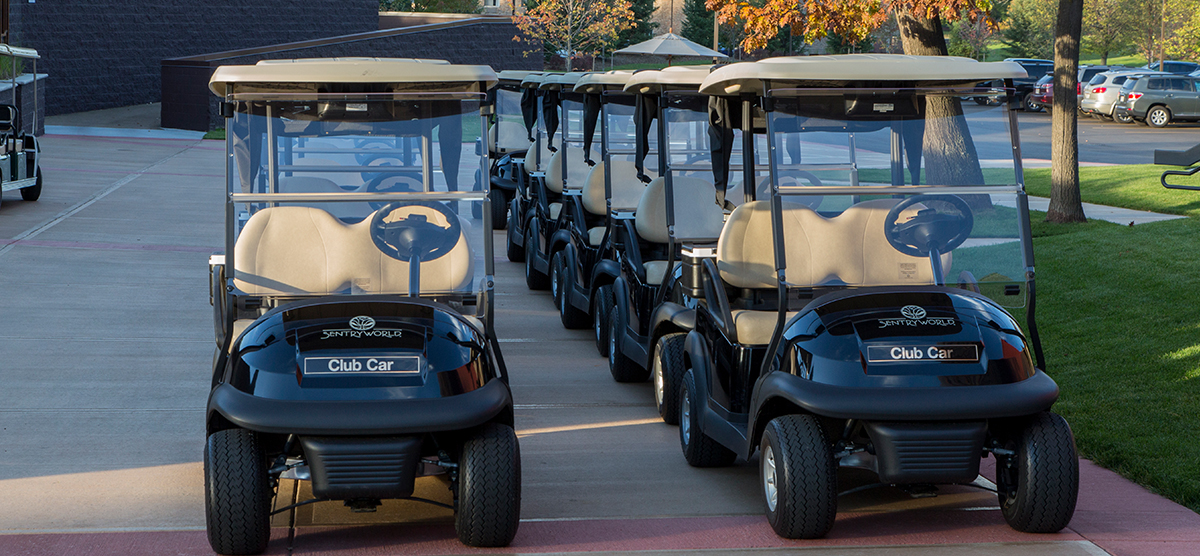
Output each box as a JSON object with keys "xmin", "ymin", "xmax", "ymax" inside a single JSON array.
[
  {"xmin": 208, "ymin": 379, "xmax": 512, "ymax": 436},
  {"xmin": 756, "ymin": 369, "xmax": 1059, "ymax": 421}
]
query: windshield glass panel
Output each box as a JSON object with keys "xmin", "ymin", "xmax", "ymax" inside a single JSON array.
[
  {"xmin": 764, "ymin": 89, "xmax": 1026, "ymax": 307},
  {"xmin": 228, "ymin": 96, "xmax": 488, "ymax": 303}
]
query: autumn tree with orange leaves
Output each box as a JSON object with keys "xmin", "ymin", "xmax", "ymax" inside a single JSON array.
[{"xmin": 513, "ymin": 0, "xmax": 636, "ymax": 68}]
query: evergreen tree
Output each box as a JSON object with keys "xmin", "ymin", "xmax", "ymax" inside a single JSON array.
[
  {"xmin": 618, "ymin": 0, "xmax": 659, "ymax": 47},
  {"xmin": 681, "ymin": 0, "xmax": 714, "ymax": 47}
]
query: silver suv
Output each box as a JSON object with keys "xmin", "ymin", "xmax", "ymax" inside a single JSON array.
[
  {"xmin": 1114, "ymin": 74, "xmax": 1200, "ymax": 127},
  {"xmin": 1082, "ymin": 70, "xmax": 1170, "ymax": 122}
]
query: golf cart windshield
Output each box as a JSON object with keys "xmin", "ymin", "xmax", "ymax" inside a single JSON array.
[
  {"xmin": 602, "ymin": 95, "xmax": 658, "ymax": 210},
  {"xmin": 663, "ymin": 92, "xmax": 752, "ymax": 240},
  {"xmin": 764, "ymin": 88, "xmax": 1027, "ymax": 307},
  {"xmin": 226, "ymin": 94, "xmax": 488, "ymax": 305}
]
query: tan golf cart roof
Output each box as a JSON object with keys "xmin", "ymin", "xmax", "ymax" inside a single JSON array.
[
  {"xmin": 623, "ymin": 66, "xmax": 711, "ymax": 94},
  {"xmin": 0, "ymin": 44, "xmax": 39, "ymax": 59},
  {"xmin": 699, "ymin": 54, "xmax": 1027, "ymax": 95},
  {"xmin": 498, "ymin": 70, "xmax": 541, "ymax": 85},
  {"xmin": 521, "ymin": 73, "xmax": 555, "ymax": 88},
  {"xmin": 209, "ymin": 58, "xmax": 498, "ymax": 96},
  {"xmin": 539, "ymin": 72, "xmax": 589, "ymax": 91},
  {"xmin": 573, "ymin": 71, "xmax": 636, "ymax": 94}
]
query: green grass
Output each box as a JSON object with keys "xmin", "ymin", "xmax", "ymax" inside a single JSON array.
[
  {"xmin": 203, "ymin": 128, "xmax": 225, "ymax": 140},
  {"xmin": 1025, "ymin": 165, "xmax": 1200, "ymax": 216},
  {"xmin": 1032, "ymin": 214, "xmax": 1200, "ymax": 512}
]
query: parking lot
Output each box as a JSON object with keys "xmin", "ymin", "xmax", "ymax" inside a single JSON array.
[{"xmin": 1, "ymin": 112, "xmax": 1199, "ymax": 555}]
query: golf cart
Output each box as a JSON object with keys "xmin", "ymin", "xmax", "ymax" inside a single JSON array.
[
  {"xmin": 676, "ymin": 55, "xmax": 1079, "ymax": 538},
  {"xmin": 540, "ymin": 71, "xmax": 635, "ymax": 330},
  {"xmin": 204, "ymin": 58, "xmax": 520, "ymax": 554},
  {"xmin": 483, "ymin": 70, "xmax": 537, "ymax": 229},
  {"xmin": 604, "ymin": 67, "xmax": 730, "ymax": 425},
  {"xmin": 520, "ymin": 72, "xmax": 597, "ymax": 291},
  {"xmin": 504, "ymin": 72, "xmax": 560, "ymax": 264},
  {"xmin": 0, "ymin": 44, "xmax": 42, "ymax": 207}
]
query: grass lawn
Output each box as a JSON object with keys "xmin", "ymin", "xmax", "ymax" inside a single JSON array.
[
  {"xmin": 203, "ymin": 128, "xmax": 225, "ymax": 140},
  {"xmin": 1025, "ymin": 165, "xmax": 1200, "ymax": 216},
  {"xmin": 1031, "ymin": 212, "xmax": 1200, "ymax": 512}
]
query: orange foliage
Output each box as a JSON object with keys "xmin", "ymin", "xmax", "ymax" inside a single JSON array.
[
  {"xmin": 706, "ymin": 0, "xmax": 994, "ymax": 52},
  {"xmin": 513, "ymin": 0, "xmax": 636, "ymax": 58}
]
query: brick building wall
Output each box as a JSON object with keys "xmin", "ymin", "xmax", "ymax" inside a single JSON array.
[{"xmin": 8, "ymin": 1, "xmax": 378, "ymax": 115}]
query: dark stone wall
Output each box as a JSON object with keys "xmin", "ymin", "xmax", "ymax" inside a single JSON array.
[
  {"xmin": 162, "ymin": 18, "xmax": 542, "ymax": 131},
  {"xmin": 8, "ymin": 1, "xmax": 378, "ymax": 116}
]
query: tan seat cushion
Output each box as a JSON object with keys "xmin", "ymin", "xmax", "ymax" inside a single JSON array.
[
  {"xmin": 730, "ymin": 310, "xmax": 799, "ymax": 345},
  {"xmin": 636, "ymin": 176, "xmax": 725, "ymax": 244},
  {"xmin": 717, "ymin": 199, "xmax": 949, "ymax": 289},
  {"xmin": 549, "ymin": 203, "xmax": 562, "ymax": 220},
  {"xmin": 587, "ymin": 226, "xmax": 606, "ymax": 246},
  {"xmin": 278, "ymin": 176, "xmax": 376, "ymax": 221},
  {"xmin": 234, "ymin": 206, "xmax": 473, "ymax": 296},
  {"xmin": 545, "ymin": 147, "xmax": 598, "ymax": 194},
  {"xmin": 643, "ymin": 260, "xmax": 679, "ymax": 285},
  {"xmin": 488, "ymin": 120, "xmax": 532, "ymax": 154},
  {"xmin": 582, "ymin": 160, "xmax": 654, "ymax": 215}
]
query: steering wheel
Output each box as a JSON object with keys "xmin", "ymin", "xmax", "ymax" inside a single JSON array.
[
  {"xmin": 365, "ymin": 174, "xmax": 422, "ymax": 210},
  {"xmin": 369, "ymin": 202, "xmax": 462, "ymax": 263},
  {"xmin": 884, "ymin": 194, "xmax": 974, "ymax": 257}
]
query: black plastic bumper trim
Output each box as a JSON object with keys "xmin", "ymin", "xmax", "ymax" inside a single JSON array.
[
  {"xmin": 208, "ymin": 379, "xmax": 512, "ymax": 435},
  {"xmin": 755, "ymin": 369, "xmax": 1059, "ymax": 421}
]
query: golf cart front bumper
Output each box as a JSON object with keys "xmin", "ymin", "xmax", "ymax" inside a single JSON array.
[{"xmin": 207, "ymin": 378, "xmax": 512, "ymax": 436}]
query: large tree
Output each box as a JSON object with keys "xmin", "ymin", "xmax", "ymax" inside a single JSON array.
[
  {"xmin": 1047, "ymin": 0, "xmax": 1086, "ymax": 223},
  {"xmin": 1081, "ymin": 0, "xmax": 1130, "ymax": 64},
  {"xmin": 1124, "ymin": 0, "xmax": 1191, "ymax": 65},
  {"xmin": 618, "ymin": 0, "xmax": 659, "ymax": 47},
  {"xmin": 1001, "ymin": 0, "xmax": 1054, "ymax": 58},
  {"xmin": 513, "ymin": 0, "xmax": 635, "ymax": 66}
]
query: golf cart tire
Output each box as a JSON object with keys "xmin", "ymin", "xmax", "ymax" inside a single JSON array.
[
  {"xmin": 524, "ymin": 226, "xmax": 550, "ymax": 290},
  {"xmin": 997, "ymin": 411, "xmax": 1079, "ymax": 534},
  {"xmin": 550, "ymin": 251, "xmax": 564, "ymax": 309},
  {"xmin": 490, "ymin": 189, "xmax": 508, "ymax": 230},
  {"xmin": 679, "ymin": 370, "xmax": 736, "ymax": 467},
  {"xmin": 653, "ymin": 333, "xmax": 686, "ymax": 425},
  {"xmin": 609, "ymin": 311, "xmax": 648, "ymax": 382},
  {"xmin": 456, "ymin": 423, "xmax": 522, "ymax": 547},
  {"xmin": 593, "ymin": 285, "xmax": 614, "ymax": 357},
  {"xmin": 20, "ymin": 168, "xmax": 42, "ymax": 202},
  {"xmin": 761, "ymin": 414, "xmax": 837, "ymax": 539},
  {"xmin": 506, "ymin": 200, "xmax": 525, "ymax": 262},
  {"xmin": 555, "ymin": 255, "xmax": 590, "ymax": 329},
  {"xmin": 204, "ymin": 429, "xmax": 271, "ymax": 556}
]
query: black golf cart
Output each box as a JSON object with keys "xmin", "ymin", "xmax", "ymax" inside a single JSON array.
[
  {"xmin": 604, "ymin": 67, "xmax": 731, "ymax": 426},
  {"xmin": 519, "ymin": 72, "xmax": 598, "ymax": 291},
  {"xmin": 483, "ymin": 70, "xmax": 537, "ymax": 229},
  {"xmin": 0, "ymin": 44, "xmax": 43, "ymax": 208},
  {"xmin": 504, "ymin": 72, "xmax": 559, "ymax": 264},
  {"xmin": 676, "ymin": 54, "xmax": 1079, "ymax": 539},
  {"xmin": 204, "ymin": 59, "xmax": 520, "ymax": 554}
]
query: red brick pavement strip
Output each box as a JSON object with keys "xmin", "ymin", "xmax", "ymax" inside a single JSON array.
[{"xmin": 1, "ymin": 459, "xmax": 1196, "ymax": 555}]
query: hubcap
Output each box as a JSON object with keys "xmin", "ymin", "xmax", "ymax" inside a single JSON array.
[
  {"xmin": 551, "ymin": 262, "xmax": 559, "ymax": 301},
  {"xmin": 609, "ymin": 314, "xmax": 618, "ymax": 367},
  {"xmin": 680, "ymin": 387, "xmax": 691, "ymax": 445},
  {"xmin": 763, "ymin": 444, "xmax": 778, "ymax": 512},
  {"xmin": 1151, "ymin": 110, "xmax": 1167, "ymax": 125}
]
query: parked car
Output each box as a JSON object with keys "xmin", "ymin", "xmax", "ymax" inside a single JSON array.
[
  {"xmin": 1114, "ymin": 74, "xmax": 1200, "ymax": 127},
  {"xmin": 1145, "ymin": 61, "xmax": 1200, "ymax": 75},
  {"xmin": 1082, "ymin": 70, "xmax": 1171, "ymax": 122},
  {"xmin": 1029, "ymin": 65, "xmax": 1117, "ymax": 113},
  {"xmin": 1004, "ymin": 58, "xmax": 1053, "ymax": 111}
]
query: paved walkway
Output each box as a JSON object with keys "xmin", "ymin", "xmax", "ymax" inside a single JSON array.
[{"xmin": 0, "ymin": 125, "xmax": 1196, "ymax": 555}]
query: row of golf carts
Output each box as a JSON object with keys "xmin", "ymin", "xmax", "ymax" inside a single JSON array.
[{"xmin": 203, "ymin": 54, "xmax": 1078, "ymax": 555}]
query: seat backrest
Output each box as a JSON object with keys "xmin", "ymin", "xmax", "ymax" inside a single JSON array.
[
  {"xmin": 234, "ymin": 206, "xmax": 474, "ymax": 296},
  {"xmin": 717, "ymin": 199, "xmax": 944, "ymax": 289},
  {"xmin": 278, "ymin": 176, "xmax": 373, "ymax": 221},
  {"xmin": 582, "ymin": 160, "xmax": 653, "ymax": 216},
  {"xmin": 489, "ymin": 120, "xmax": 533, "ymax": 154},
  {"xmin": 635, "ymin": 176, "xmax": 725, "ymax": 244}
]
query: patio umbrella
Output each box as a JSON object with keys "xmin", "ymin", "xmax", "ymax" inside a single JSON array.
[{"xmin": 613, "ymin": 32, "xmax": 727, "ymax": 64}]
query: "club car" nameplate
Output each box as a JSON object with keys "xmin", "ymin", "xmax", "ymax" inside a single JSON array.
[
  {"xmin": 866, "ymin": 344, "xmax": 979, "ymax": 363},
  {"xmin": 303, "ymin": 356, "xmax": 420, "ymax": 376}
]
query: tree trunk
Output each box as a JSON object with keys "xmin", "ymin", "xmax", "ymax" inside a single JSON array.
[
  {"xmin": 896, "ymin": 10, "xmax": 991, "ymax": 210},
  {"xmin": 1047, "ymin": 0, "xmax": 1087, "ymax": 223}
]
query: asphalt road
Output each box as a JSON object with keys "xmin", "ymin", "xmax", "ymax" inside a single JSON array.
[{"xmin": 1014, "ymin": 109, "xmax": 1200, "ymax": 165}]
